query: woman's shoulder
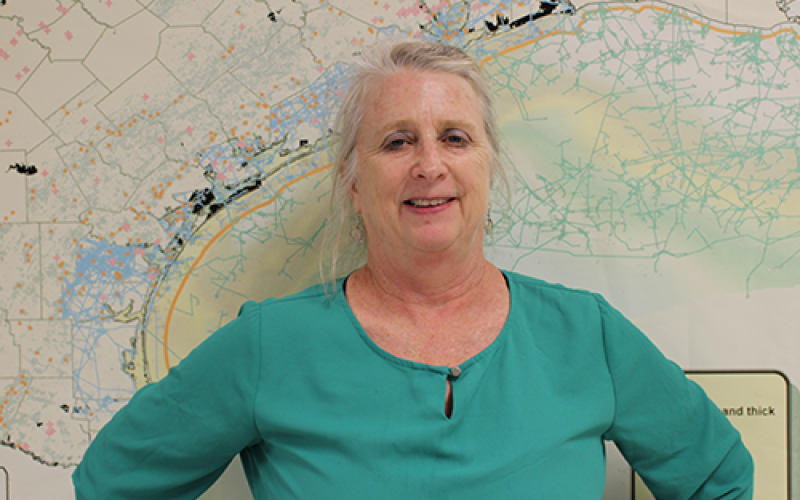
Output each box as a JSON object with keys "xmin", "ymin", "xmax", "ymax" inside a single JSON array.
[
  {"xmin": 502, "ymin": 268, "xmax": 600, "ymax": 303},
  {"xmin": 234, "ymin": 279, "xmax": 350, "ymax": 343},
  {"xmin": 500, "ymin": 270, "xmax": 611, "ymax": 335},
  {"xmin": 501, "ymin": 269, "xmax": 632, "ymax": 332},
  {"xmin": 242, "ymin": 279, "xmax": 339, "ymax": 314}
]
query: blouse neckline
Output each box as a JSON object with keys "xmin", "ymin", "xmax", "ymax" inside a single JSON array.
[{"xmin": 334, "ymin": 269, "xmax": 515, "ymax": 375}]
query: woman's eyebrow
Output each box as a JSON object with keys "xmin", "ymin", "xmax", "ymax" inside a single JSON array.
[{"xmin": 374, "ymin": 120, "xmax": 415, "ymax": 138}]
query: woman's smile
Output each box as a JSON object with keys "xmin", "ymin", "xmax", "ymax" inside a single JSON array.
[{"xmin": 403, "ymin": 197, "xmax": 456, "ymax": 208}]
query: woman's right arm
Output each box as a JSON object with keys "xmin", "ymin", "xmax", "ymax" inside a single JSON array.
[{"xmin": 72, "ymin": 301, "xmax": 263, "ymax": 500}]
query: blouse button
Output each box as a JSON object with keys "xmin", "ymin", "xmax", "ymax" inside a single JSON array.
[{"xmin": 450, "ymin": 366, "xmax": 462, "ymax": 378}]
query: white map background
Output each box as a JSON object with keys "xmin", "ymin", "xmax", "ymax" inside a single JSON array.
[{"xmin": 0, "ymin": 0, "xmax": 798, "ymax": 498}]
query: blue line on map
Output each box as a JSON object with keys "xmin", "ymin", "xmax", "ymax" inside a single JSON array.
[{"xmin": 65, "ymin": 239, "xmax": 152, "ymax": 421}]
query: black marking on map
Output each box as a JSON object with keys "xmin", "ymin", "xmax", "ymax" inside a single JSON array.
[
  {"xmin": 485, "ymin": 1, "xmax": 569, "ymax": 32},
  {"xmin": 7, "ymin": 163, "xmax": 37, "ymax": 176}
]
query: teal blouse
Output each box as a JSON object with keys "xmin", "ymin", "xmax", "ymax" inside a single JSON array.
[{"xmin": 73, "ymin": 271, "xmax": 753, "ymax": 499}]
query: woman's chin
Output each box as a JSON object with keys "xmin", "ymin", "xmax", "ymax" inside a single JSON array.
[{"xmin": 402, "ymin": 227, "xmax": 480, "ymax": 256}]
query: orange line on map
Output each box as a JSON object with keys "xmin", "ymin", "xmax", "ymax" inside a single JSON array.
[
  {"xmin": 163, "ymin": 162, "xmax": 332, "ymax": 370},
  {"xmin": 478, "ymin": 2, "xmax": 798, "ymax": 69}
]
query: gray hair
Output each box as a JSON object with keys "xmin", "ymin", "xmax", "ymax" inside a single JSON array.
[{"xmin": 320, "ymin": 38, "xmax": 508, "ymax": 290}]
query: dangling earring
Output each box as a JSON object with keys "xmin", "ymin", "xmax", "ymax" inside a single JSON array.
[
  {"xmin": 485, "ymin": 209, "xmax": 494, "ymax": 235},
  {"xmin": 351, "ymin": 214, "xmax": 365, "ymax": 243}
]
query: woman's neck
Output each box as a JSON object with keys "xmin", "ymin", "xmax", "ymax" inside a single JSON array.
[
  {"xmin": 354, "ymin": 245, "xmax": 496, "ymax": 310},
  {"xmin": 344, "ymin": 244, "xmax": 509, "ymax": 368}
]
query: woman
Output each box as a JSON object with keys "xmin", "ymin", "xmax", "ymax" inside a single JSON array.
[{"xmin": 73, "ymin": 39, "xmax": 753, "ymax": 499}]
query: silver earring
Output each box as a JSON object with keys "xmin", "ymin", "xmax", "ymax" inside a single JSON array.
[
  {"xmin": 485, "ymin": 210, "xmax": 494, "ymax": 235},
  {"xmin": 351, "ymin": 215, "xmax": 365, "ymax": 242}
]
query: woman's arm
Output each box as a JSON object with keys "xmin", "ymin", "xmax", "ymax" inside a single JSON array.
[
  {"xmin": 598, "ymin": 296, "xmax": 754, "ymax": 499},
  {"xmin": 72, "ymin": 301, "xmax": 263, "ymax": 500}
]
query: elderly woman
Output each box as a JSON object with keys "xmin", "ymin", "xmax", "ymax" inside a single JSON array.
[{"xmin": 73, "ymin": 39, "xmax": 753, "ymax": 499}]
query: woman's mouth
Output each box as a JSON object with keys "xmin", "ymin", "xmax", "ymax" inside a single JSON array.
[{"xmin": 403, "ymin": 197, "xmax": 455, "ymax": 208}]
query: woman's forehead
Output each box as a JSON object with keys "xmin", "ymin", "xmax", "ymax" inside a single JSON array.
[
  {"xmin": 360, "ymin": 71, "xmax": 483, "ymax": 132},
  {"xmin": 366, "ymin": 69, "xmax": 476, "ymax": 101}
]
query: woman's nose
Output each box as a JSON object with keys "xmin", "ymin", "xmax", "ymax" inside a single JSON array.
[{"xmin": 412, "ymin": 140, "xmax": 446, "ymax": 180}]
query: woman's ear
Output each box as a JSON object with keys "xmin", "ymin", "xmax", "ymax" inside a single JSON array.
[{"xmin": 350, "ymin": 180, "xmax": 362, "ymax": 214}]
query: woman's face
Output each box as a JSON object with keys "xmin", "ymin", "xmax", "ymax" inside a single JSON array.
[{"xmin": 351, "ymin": 70, "xmax": 492, "ymax": 260}]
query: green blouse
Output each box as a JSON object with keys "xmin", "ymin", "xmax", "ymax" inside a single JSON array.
[{"xmin": 73, "ymin": 271, "xmax": 753, "ymax": 499}]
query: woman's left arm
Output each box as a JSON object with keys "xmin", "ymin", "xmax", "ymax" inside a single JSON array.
[{"xmin": 597, "ymin": 296, "xmax": 754, "ymax": 499}]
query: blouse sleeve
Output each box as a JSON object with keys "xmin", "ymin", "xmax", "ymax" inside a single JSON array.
[
  {"xmin": 72, "ymin": 301, "xmax": 263, "ymax": 500},
  {"xmin": 597, "ymin": 296, "xmax": 754, "ymax": 499}
]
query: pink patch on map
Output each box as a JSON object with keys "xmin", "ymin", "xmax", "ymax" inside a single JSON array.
[
  {"xmin": 65, "ymin": 30, "xmax": 73, "ymax": 41},
  {"xmin": 41, "ymin": 170, "xmax": 49, "ymax": 177},
  {"xmin": 188, "ymin": 52, "xmax": 195, "ymax": 61},
  {"xmin": 157, "ymin": 136, "xmax": 164, "ymax": 144},
  {"xmin": 134, "ymin": 247, "xmax": 145, "ymax": 257},
  {"xmin": 109, "ymin": 258, "xmax": 117, "ymax": 266},
  {"xmin": 121, "ymin": 222, "xmax": 130, "ymax": 232},
  {"xmin": 237, "ymin": 140, "xmax": 246, "ymax": 148},
  {"xmin": 57, "ymin": 5, "xmax": 69, "ymax": 14},
  {"xmin": 185, "ymin": 126, "xmax": 194, "ymax": 134},
  {"xmin": 0, "ymin": 49, "xmax": 8, "ymax": 60},
  {"xmin": 100, "ymin": 294, "xmax": 107, "ymax": 302},
  {"xmin": 239, "ymin": 23, "xmax": 246, "ymax": 31},
  {"xmin": 23, "ymin": 66, "xmax": 30, "ymax": 74},
  {"xmin": 312, "ymin": 117, "xmax": 319, "ymax": 125},
  {"xmin": 148, "ymin": 272, "xmax": 156, "ymax": 280},
  {"xmin": 216, "ymin": 172, "xmax": 226, "ymax": 181},
  {"xmin": 5, "ymin": 140, "xmax": 12, "ymax": 148},
  {"xmin": 10, "ymin": 38, "xmax": 17, "ymax": 47},
  {"xmin": 93, "ymin": 176, "xmax": 100, "ymax": 184},
  {"xmin": 52, "ymin": 187, "xmax": 59, "ymax": 195},
  {"xmin": 80, "ymin": 117, "xmax": 88, "ymax": 125},
  {"xmin": 142, "ymin": 93, "xmax": 150, "ymax": 101},
  {"xmin": 53, "ymin": 254, "xmax": 61, "ymax": 262}
]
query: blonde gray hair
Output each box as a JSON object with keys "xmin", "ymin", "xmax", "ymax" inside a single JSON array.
[{"xmin": 320, "ymin": 38, "xmax": 507, "ymax": 290}]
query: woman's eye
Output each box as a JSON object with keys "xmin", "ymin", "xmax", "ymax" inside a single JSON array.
[
  {"xmin": 384, "ymin": 135, "xmax": 410, "ymax": 150},
  {"xmin": 443, "ymin": 131, "xmax": 469, "ymax": 146}
]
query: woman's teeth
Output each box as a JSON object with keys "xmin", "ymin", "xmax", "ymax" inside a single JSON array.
[{"xmin": 405, "ymin": 198, "xmax": 452, "ymax": 207}]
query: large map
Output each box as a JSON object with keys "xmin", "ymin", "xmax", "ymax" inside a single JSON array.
[{"xmin": 0, "ymin": 0, "xmax": 798, "ymax": 498}]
